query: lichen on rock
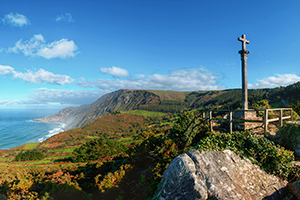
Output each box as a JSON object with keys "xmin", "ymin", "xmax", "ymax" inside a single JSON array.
[{"xmin": 153, "ymin": 149, "xmax": 288, "ymax": 200}]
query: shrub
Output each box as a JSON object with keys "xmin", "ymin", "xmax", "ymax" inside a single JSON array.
[
  {"xmin": 276, "ymin": 123, "xmax": 300, "ymax": 152},
  {"xmin": 73, "ymin": 138, "xmax": 128, "ymax": 162},
  {"xmin": 197, "ymin": 131, "xmax": 294, "ymax": 179},
  {"xmin": 15, "ymin": 150, "xmax": 45, "ymax": 161},
  {"xmin": 252, "ymin": 99, "xmax": 271, "ymax": 117},
  {"xmin": 169, "ymin": 111, "xmax": 209, "ymax": 151}
]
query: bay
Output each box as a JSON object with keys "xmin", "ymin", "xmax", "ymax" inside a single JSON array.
[{"xmin": 0, "ymin": 109, "xmax": 64, "ymax": 149}]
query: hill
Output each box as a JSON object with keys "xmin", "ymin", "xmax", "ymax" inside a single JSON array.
[
  {"xmin": 35, "ymin": 82, "xmax": 300, "ymax": 130},
  {"xmin": 1, "ymin": 110, "xmax": 300, "ymax": 199}
]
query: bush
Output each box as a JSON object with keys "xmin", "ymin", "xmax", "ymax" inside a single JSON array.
[
  {"xmin": 73, "ymin": 138, "xmax": 128, "ymax": 162},
  {"xmin": 276, "ymin": 123, "xmax": 300, "ymax": 152},
  {"xmin": 15, "ymin": 150, "xmax": 45, "ymax": 161},
  {"xmin": 169, "ymin": 111, "xmax": 209, "ymax": 151},
  {"xmin": 197, "ymin": 131, "xmax": 294, "ymax": 179}
]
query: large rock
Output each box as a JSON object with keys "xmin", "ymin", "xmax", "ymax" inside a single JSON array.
[
  {"xmin": 152, "ymin": 149, "xmax": 288, "ymax": 200},
  {"xmin": 291, "ymin": 178, "xmax": 300, "ymax": 200}
]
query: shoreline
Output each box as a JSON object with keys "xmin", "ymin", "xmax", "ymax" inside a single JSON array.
[{"xmin": 0, "ymin": 121, "xmax": 66, "ymax": 150}]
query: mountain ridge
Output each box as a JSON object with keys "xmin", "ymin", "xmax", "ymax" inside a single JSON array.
[{"xmin": 35, "ymin": 82, "xmax": 300, "ymax": 130}]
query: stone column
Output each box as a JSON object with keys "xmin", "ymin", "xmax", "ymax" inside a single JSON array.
[
  {"xmin": 239, "ymin": 49, "xmax": 249, "ymax": 110},
  {"xmin": 238, "ymin": 34, "xmax": 250, "ymax": 111}
]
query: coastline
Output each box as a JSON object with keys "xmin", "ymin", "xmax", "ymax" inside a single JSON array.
[{"xmin": 0, "ymin": 109, "xmax": 66, "ymax": 150}]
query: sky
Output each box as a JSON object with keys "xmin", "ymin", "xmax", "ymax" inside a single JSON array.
[{"xmin": 1, "ymin": 0, "xmax": 300, "ymax": 109}]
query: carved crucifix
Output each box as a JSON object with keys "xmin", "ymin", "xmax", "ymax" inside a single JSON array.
[
  {"xmin": 238, "ymin": 34, "xmax": 250, "ymax": 110},
  {"xmin": 238, "ymin": 34, "xmax": 250, "ymax": 51}
]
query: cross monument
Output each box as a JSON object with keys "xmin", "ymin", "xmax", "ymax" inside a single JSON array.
[{"xmin": 238, "ymin": 34, "xmax": 250, "ymax": 110}]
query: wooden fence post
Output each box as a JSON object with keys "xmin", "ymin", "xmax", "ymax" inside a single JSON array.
[
  {"xmin": 264, "ymin": 109, "xmax": 268, "ymax": 134},
  {"xmin": 279, "ymin": 109, "xmax": 283, "ymax": 127},
  {"xmin": 229, "ymin": 111, "xmax": 233, "ymax": 134},
  {"xmin": 209, "ymin": 111, "xmax": 213, "ymax": 132}
]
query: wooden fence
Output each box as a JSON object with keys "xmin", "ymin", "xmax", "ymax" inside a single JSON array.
[{"xmin": 201, "ymin": 108, "xmax": 293, "ymax": 134}]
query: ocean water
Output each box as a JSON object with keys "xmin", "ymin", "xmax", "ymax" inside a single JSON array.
[{"xmin": 0, "ymin": 109, "xmax": 64, "ymax": 149}]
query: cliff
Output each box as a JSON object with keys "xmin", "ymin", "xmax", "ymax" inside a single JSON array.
[{"xmin": 35, "ymin": 89, "xmax": 161, "ymax": 130}]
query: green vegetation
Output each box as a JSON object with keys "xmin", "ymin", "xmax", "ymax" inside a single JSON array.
[
  {"xmin": 197, "ymin": 131, "xmax": 295, "ymax": 179},
  {"xmin": 15, "ymin": 150, "xmax": 45, "ymax": 161},
  {"xmin": 23, "ymin": 143, "xmax": 39, "ymax": 150},
  {"xmin": 289, "ymin": 101, "xmax": 300, "ymax": 115},
  {"xmin": 73, "ymin": 138, "xmax": 128, "ymax": 162},
  {"xmin": 1, "ymin": 81, "xmax": 300, "ymax": 199},
  {"xmin": 275, "ymin": 123, "xmax": 300, "ymax": 153},
  {"xmin": 120, "ymin": 110, "xmax": 166, "ymax": 117},
  {"xmin": 169, "ymin": 111, "xmax": 209, "ymax": 150}
]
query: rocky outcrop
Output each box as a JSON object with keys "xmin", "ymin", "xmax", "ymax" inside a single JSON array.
[
  {"xmin": 153, "ymin": 149, "xmax": 288, "ymax": 200},
  {"xmin": 291, "ymin": 178, "xmax": 300, "ymax": 200}
]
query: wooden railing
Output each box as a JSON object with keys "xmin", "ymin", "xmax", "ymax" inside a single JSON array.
[{"xmin": 200, "ymin": 108, "xmax": 293, "ymax": 134}]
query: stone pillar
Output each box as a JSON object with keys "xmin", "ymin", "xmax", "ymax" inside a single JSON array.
[
  {"xmin": 238, "ymin": 34, "xmax": 250, "ymax": 111},
  {"xmin": 239, "ymin": 49, "xmax": 249, "ymax": 110}
]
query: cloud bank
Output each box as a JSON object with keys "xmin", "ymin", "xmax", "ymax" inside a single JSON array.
[
  {"xmin": 0, "ymin": 65, "xmax": 74, "ymax": 85},
  {"xmin": 249, "ymin": 74, "xmax": 300, "ymax": 89},
  {"xmin": 8, "ymin": 34, "xmax": 78, "ymax": 59},
  {"xmin": 0, "ymin": 65, "xmax": 15, "ymax": 75},
  {"xmin": 2, "ymin": 13, "xmax": 30, "ymax": 27},
  {"xmin": 78, "ymin": 67, "xmax": 225, "ymax": 91},
  {"xmin": 13, "ymin": 69, "xmax": 75, "ymax": 85},
  {"xmin": 30, "ymin": 88, "xmax": 109, "ymax": 105}
]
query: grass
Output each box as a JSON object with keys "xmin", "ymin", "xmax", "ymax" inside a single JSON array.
[
  {"xmin": 120, "ymin": 110, "xmax": 166, "ymax": 117},
  {"xmin": 146, "ymin": 90, "xmax": 191, "ymax": 101},
  {"xmin": 87, "ymin": 136, "xmax": 100, "ymax": 139},
  {"xmin": 22, "ymin": 160, "xmax": 53, "ymax": 165},
  {"xmin": 23, "ymin": 143, "xmax": 39, "ymax": 150},
  {"xmin": 123, "ymin": 140, "xmax": 143, "ymax": 145},
  {"xmin": 118, "ymin": 137, "xmax": 133, "ymax": 142}
]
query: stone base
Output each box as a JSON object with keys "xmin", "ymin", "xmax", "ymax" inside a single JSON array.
[{"xmin": 233, "ymin": 110, "xmax": 263, "ymax": 131}]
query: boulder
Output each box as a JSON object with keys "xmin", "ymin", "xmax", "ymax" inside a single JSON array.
[
  {"xmin": 291, "ymin": 178, "xmax": 300, "ymax": 200},
  {"xmin": 152, "ymin": 149, "xmax": 288, "ymax": 200}
]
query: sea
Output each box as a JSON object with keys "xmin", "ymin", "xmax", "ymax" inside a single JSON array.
[{"xmin": 0, "ymin": 109, "xmax": 65, "ymax": 149}]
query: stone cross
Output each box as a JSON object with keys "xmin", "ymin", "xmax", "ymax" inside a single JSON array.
[
  {"xmin": 238, "ymin": 34, "xmax": 249, "ymax": 51},
  {"xmin": 238, "ymin": 34, "xmax": 250, "ymax": 110}
]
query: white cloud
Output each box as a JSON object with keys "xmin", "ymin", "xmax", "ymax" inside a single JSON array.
[
  {"xmin": 0, "ymin": 65, "xmax": 15, "ymax": 75},
  {"xmin": 37, "ymin": 39, "xmax": 78, "ymax": 59},
  {"xmin": 101, "ymin": 66, "xmax": 130, "ymax": 77},
  {"xmin": 7, "ymin": 34, "xmax": 78, "ymax": 59},
  {"xmin": 249, "ymin": 74, "xmax": 300, "ymax": 89},
  {"xmin": 0, "ymin": 88, "xmax": 110, "ymax": 108},
  {"xmin": 55, "ymin": 13, "xmax": 74, "ymax": 22},
  {"xmin": 2, "ymin": 13, "xmax": 30, "ymax": 27},
  {"xmin": 30, "ymin": 88, "xmax": 109, "ymax": 105},
  {"xmin": 13, "ymin": 69, "xmax": 75, "ymax": 85},
  {"xmin": 8, "ymin": 34, "xmax": 45, "ymax": 56},
  {"xmin": 78, "ymin": 67, "xmax": 224, "ymax": 91}
]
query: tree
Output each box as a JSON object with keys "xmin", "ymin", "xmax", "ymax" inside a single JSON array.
[
  {"xmin": 15, "ymin": 150, "xmax": 45, "ymax": 161},
  {"xmin": 73, "ymin": 138, "xmax": 127, "ymax": 162}
]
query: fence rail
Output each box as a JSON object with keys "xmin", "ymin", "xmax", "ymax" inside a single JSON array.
[{"xmin": 200, "ymin": 108, "xmax": 293, "ymax": 134}]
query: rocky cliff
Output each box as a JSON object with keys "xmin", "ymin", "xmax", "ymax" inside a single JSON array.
[{"xmin": 35, "ymin": 89, "xmax": 161, "ymax": 130}]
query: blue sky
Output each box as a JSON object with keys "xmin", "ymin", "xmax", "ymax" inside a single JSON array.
[{"xmin": 1, "ymin": 0, "xmax": 300, "ymax": 109}]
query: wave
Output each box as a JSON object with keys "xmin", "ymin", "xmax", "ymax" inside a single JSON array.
[{"xmin": 38, "ymin": 123, "xmax": 66, "ymax": 142}]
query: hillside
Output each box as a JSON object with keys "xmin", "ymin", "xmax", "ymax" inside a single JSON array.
[
  {"xmin": 1, "ymin": 109, "xmax": 300, "ymax": 199},
  {"xmin": 35, "ymin": 82, "xmax": 300, "ymax": 131}
]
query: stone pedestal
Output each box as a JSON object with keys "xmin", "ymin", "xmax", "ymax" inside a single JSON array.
[{"xmin": 233, "ymin": 110, "xmax": 263, "ymax": 131}]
